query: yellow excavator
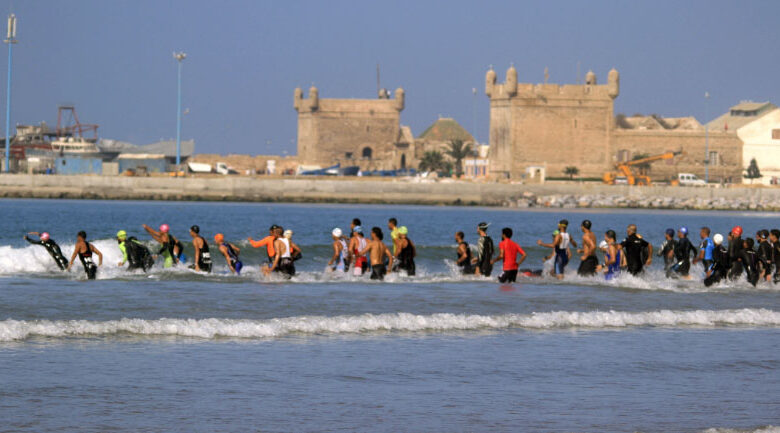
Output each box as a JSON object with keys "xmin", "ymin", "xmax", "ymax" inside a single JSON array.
[{"xmin": 603, "ymin": 151, "xmax": 684, "ymax": 186}]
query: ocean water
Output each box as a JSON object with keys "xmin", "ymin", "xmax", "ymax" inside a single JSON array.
[{"xmin": 0, "ymin": 199, "xmax": 778, "ymax": 432}]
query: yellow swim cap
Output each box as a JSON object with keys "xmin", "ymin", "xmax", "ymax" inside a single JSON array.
[
  {"xmin": 399, "ymin": 226, "xmax": 408, "ymax": 235},
  {"xmin": 116, "ymin": 230, "xmax": 127, "ymax": 240}
]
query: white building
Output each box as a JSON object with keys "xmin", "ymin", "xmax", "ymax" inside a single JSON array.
[{"xmin": 708, "ymin": 102, "xmax": 780, "ymax": 185}]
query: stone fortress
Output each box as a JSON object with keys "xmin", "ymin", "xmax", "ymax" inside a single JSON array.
[
  {"xmin": 292, "ymin": 65, "xmax": 778, "ymax": 183},
  {"xmin": 485, "ymin": 65, "xmax": 742, "ymax": 182}
]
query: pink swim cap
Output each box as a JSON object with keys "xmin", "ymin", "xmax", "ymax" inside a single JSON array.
[
  {"xmin": 40, "ymin": 232, "xmax": 50, "ymax": 241},
  {"xmin": 159, "ymin": 224, "xmax": 170, "ymax": 233}
]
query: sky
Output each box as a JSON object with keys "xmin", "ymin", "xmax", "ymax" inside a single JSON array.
[{"xmin": 2, "ymin": 0, "xmax": 779, "ymax": 156}]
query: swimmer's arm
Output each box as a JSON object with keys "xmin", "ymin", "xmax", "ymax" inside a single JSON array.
[
  {"xmin": 329, "ymin": 241, "xmax": 340, "ymax": 265},
  {"xmin": 384, "ymin": 244, "xmax": 394, "ymax": 271},
  {"xmin": 220, "ymin": 246, "xmax": 236, "ymax": 273},
  {"xmin": 517, "ymin": 249, "xmax": 527, "ymax": 266},
  {"xmin": 490, "ymin": 248, "xmax": 504, "ymax": 265},
  {"xmin": 290, "ymin": 242, "xmax": 300, "ymax": 256},
  {"xmin": 142, "ymin": 224, "xmax": 163, "ymax": 243},
  {"xmin": 537, "ymin": 235, "xmax": 559, "ymax": 249},
  {"xmin": 67, "ymin": 246, "xmax": 79, "ymax": 270},
  {"xmin": 457, "ymin": 245, "xmax": 467, "ymax": 264},
  {"xmin": 645, "ymin": 243, "xmax": 653, "ymax": 265},
  {"xmin": 358, "ymin": 244, "xmax": 371, "ymax": 257},
  {"xmin": 230, "ymin": 243, "xmax": 241, "ymax": 255},
  {"xmin": 570, "ymin": 237, "xmax": 578, "ymax": 248},
  {"xmin": 194, "ymin": 238, "xmax": 202, "ymax": 271},
  {"xmin": 24, "ymin": 234, "xmax": 42, "ymax": 245}
]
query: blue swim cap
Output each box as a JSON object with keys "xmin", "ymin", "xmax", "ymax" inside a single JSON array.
[
  {"xmin": 679, "ymin": 226, "xmax": 688, "ymax": 235},
  {"xmin": 665, "ymin": 228, "xmax": 675, "ymax": 237}
]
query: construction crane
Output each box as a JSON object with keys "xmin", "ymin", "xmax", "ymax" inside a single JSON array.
[{"xmin": 603, "ymin": 151, "xmax": 683, "ymax": 186}]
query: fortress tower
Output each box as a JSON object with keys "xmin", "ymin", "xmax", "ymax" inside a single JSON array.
[
  {"xmin": 485, "ymin": 65, "xmax": 619, "ymax": 179},
  {"xmin": 294, "ymin": 86, "xmax": 407, "ymax": 169}
]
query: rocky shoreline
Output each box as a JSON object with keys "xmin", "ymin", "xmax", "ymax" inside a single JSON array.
[{"xmin": 506, "ymin": 191, "xmax": 780, "ymax": 211}]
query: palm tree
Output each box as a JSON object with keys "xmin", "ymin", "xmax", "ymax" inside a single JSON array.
[
  {"xmin": 563, "ymin": 166, "xmax": 579, "ymax": 180},
  {"xmin": 444, "ymin": 139, "xmax": 471, "ymax": 178},
  {"xmin": 418, "ymin": 151, "xmax": 445, "ymax": 173}
]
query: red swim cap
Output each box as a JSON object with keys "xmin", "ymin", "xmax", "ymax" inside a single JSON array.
[
  {"xmin": 732, "ymin": 226, "xmax": 743, "ymax": 237},
  {"xmin": 159, "ymin": 224, "xmax": 170, "ymax": 233},
  {"xmin": 40, "ymin": 232, "xmax": 50, "ymax": 241},
  {"xmin": 214, "ymin": 233, "xmax": 224, "ymax": 243}
]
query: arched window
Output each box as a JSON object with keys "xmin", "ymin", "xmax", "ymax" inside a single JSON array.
[
  {"xmin": 400, "ymin": 154, "xmax": 406, "ymax": 169},
  {"xmin": 362, "ymin": 147, "xmax": 372, "ymax": 159}
]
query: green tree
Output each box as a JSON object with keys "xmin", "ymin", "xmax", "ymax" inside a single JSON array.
[
  {"xmin": 745, "ymin": 158, "xmax": 762, "ymax": 183},
  {"xmin": 418, "ymin": 151, "xmax": 446, "ymax": 173},
  {"xmin": 444, "ymin": 139, "xmax": 471, "ymax": 178},
  {"xmin": 631, "ymin": 153, "xmax": 652, "ymax": 176},
  {"xmin": 563, "ymin": 166, "xmax": 580, "ymax": 180}
]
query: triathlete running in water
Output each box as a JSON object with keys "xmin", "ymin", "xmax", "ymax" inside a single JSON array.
[
  {"xmin": 215, "ymin": 233, "xmax": 243, "ymax": 275},
  {"xmin": 249, "ymin": 225, "xmax": 279, "ymax": 266},
  {"xmin": 388, "ymin": 217, "xmax": 401, "ymax": 257},
  {"xmin": 394, "ymin": 226, "xmax": 416, "ymax": 276},
  {"xmin": 727, "ymin": 226, "xmax": 744, "ymax": 280},
  {"xmin": 492, "ymin": 227, "xmax": 527, "ymax": 283},
  {"xmin": 658, "ymin": 228, "xmax": 677, "ymax": 273},
  {"xmin": 756, "ymin": 229, "xmax": 773, "ymax": 282},
  {"xmin": 454, "ymin": 231, "xmax": 474, "ymax": 275},
  {"xmin": 472, "ymin": 222, "xmax": 494, "ymax": 277},
  {"xmin": 693, "ymin": 227, "xmax": 714, "ymax": 272},
  {"xmin": 265, "ymin": 227, "xmax": 299, "ymax": 278},
  {"xmin": 537, "ymin": 219, "xmax": 577, "ymax": 279},
  {"xmin": 770, "ymin": 229, "xmax": 780, "ymax": 284},
  {"xmin": 284, "ymin": 229, "xmax": 303, "ymax": 262},
  {"xmin": 189, "ymin": 225, "xmax": 212, "ymax": 273},
  {"xmin": 668, "ymin": 227, "xmax": 695, "ymax": 279},
  {"xmin": 349, "ymin": 226, "xmax": 369, "ymax": 276},
  {"xmin": 602, "ymin": 230, "xmax": 623, "ymax": 281},
  {"xmin": 359, "ymin": 227, "xmax": 394, "ymax": 281},
  {"xmin": 116, "ymin": 230, "xmax": 154, "ymax": 272},
  {"xmin": 67, "ymin": 231, "xmax": 103, "ymax": 280},
  {"xmin": 24, "ymin": 231, "xmax": 68, "ymax": 270},
  {"xmin": 704, "ymin": 234, "xmax": 729, "ymax": 287},
  {"xmin": 576, "ymin": 219, "xmax": 598, "ymax": 276},
  {"xmin": 620, "ymin": 224, "xmax": 652, "ymax": 276},
  {"xmin": 143, "ymin": 223, "xmax": 178, "ymax": 268},
  {"xmin": 328, "ymin": 228, "xmax": 349, "ymax": 273},
  {"xmin": 740, "ymin": 238, "xmax": 760, "ymax": 287}
]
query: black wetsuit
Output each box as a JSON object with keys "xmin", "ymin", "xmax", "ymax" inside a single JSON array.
[
  {"xmin": 457, "ymin": 242, "xmax": 474, "ymax": 275},
  {"xmin": 125, "ymin": 237, "xmax": 154, "ymax": 271},
  {"xmin": 78, "ymin": 242, "xmax": 98, "ymax": 280},
  {"xmin": 757, "ymin": 240, "xmax": 773, "ymax": 278},
  {"xmin": 191, "ymin": 236, "xmax": 212, "ymax": 272},
  {"xmin": 370, "ymin": 263, "xmax": 387, "ymax": 281},
  {"xmin": 727, "ymin": 237, "xmax": 744, "ymax": 280},
  {"xmin": 24, "ymin": 235, "xmax": 67, "ymax": 270},
  {"xmin": 774, "ymin": 241, "xmax": 780, "ymax": 283},
  {"xmin": 704, "ymin": 245, "xmax": 730, "ymax": 287},
  {"xmin": 171, "ymin": 235, "xmax": 185, "ymax": 262},
  {"xmin": 658, "ymin": 238, "xmax": 677, "ymax": 272},
  {"xmin": 621, "ymin": 234, "xmax": 649, "ymax": 276},
  {"xmin": 669, "ymin": 237, "xmax": 695, "ymax": 277},
  {"xmin": 740, "ymin": 248, "xmax": 760, "ymax": 286},
  {"xmin": 476, "ymin": 236, "xmax": 494, "ymax": 277},
  {"xmin": 397, "ymin": 240, "xmax": 416, "ymax": 276},
  {"xmin": 577, "ymin": 254, "xmax": 598, "ymax": 276}
]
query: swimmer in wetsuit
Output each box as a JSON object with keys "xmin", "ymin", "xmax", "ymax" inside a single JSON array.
[
  {"xmin": 215, "ymin": 233, "xmax": 243, "ymax": 275},
  {"xmin": 620, "ymin": 224, "xmax": 652, "ymax": 276},
  {"xmin": 704, "ymin": 234, "xmax": 729, "ymax": 287},
  {"xmin": 668, "ymin": 227, "xmax": 696, "ymax": 279},
  {"xmin": 24, "ymin": 231, "xmax": 68, "ymax": 270},
  {"xmin": 394, "ymin": 226, "xmax": 416, "ymax": 276},
  {"xmin": 67, "ymin": 231, "xmax": 103, "ymax": 280},
  {"xmin": 328, "ymin": 228, "xmax": 349, "ymax": 273},
  {"xmin": 472, "ymin": 222, "xmax": 494, "ymax": 277},
  {"xmin": 755, "ymin": 229, "xmax": 773, "ymax": 282},
  {"xmin": 143, "ymin": 223, "xmax": 178, "ymax": 268},
  {"xmin": 454, "ymin": 231, "xmax": 474, "ymax": 275},
  {"xmin": 359, "ymin": 227, "xmax": 394, "ymax": 281},
  {"xmin": 537, "ymin": 219, "xmax": 577, "ymax": 280},
  {"xmin": 117, "ymin": 230, "xmax": 154, "ymax": 272},
  {"xmin": 188, "ymin": 225, "xmax": 212, "ymax": 273},
  {"xmin": 770, "ymin": 229, "xmax": 780, "ymax": 284},
  {"xmin": 740, "ymin": 238, "xmax": 761, "ymax": 287},
  {"xmin": 658, "ymin": 228, "xmax": 677, "ymax": 273}
]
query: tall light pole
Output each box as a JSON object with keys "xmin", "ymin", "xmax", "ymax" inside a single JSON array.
[
  {"xmin": 4, "ymin": 14, "xmax": 17, "ymax": 173},
  {"xmin": 704, "ymin": 91, "xmax": 710, "ymax": 183},
  {"xmin": 173, "ymin": 51, "xmax": 186, "ymax": 169}
]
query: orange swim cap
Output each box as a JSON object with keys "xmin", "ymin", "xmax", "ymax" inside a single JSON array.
[{"xmin": 214, "ymin": 233, "xmax": 224, "ymax": 243}]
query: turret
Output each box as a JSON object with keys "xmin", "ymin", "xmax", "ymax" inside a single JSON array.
[
  {"xmin": 607, "ymin": 68, "xmax": 620, "ymax": 99},
  {"xmin": 309, "ymin": 85, "xmax": 319, "ymax": 110},
  {"xmin": 505, "ymin": 64, "xmax": 518, "ymax": 96},
  {"xmin": 394, "ymin": 87, "xmax": 405, "ymax": 111},
  {"xmin": 585, "ymin": 70, "xmax": 597, "ymax": 85},
  {"xmin": 485, "ymin": 67, "xmax": 496, "ymax": 97},
  {"xmin": 293, "ymin": 87, "xmax": 303, "ymax": 111}
]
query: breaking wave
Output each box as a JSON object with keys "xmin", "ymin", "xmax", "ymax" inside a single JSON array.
[
  {"xmin": 702, "ymin": 427, "xmax": 780, "ymax": 433},
  {"xmin": 2, "ymin": 308, "xmax": 778, "ymax": 342}
]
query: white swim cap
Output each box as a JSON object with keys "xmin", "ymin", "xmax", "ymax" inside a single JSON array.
[
  {"xmin": 713, "ymin": 233, "xmax": 723, "ymax": 245},
  {"xmin": 599, "ymin": 240, "xmax": 608, "ymax": 249},
  {"xmin": 332, "ymin": 228, "xmax": 342, "ymax": 237},
  {"xmin": 284, "ymin": 229, "xmax": 293, "ymax": 239}
]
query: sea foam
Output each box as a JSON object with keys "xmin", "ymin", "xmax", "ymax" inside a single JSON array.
[{"xmin": 1, "ymin": 308, "xmax": 778, "ymax": 342}]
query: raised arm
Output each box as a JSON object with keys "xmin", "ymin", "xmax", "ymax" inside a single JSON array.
[{"xmin": 142, "ymin": 224, "xmax": 164, "ymax": 243}]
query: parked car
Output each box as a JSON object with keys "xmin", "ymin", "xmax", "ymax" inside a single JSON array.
[{"xmin": 677, "ymin": 173, "xmax": 706, "ymax": 186}]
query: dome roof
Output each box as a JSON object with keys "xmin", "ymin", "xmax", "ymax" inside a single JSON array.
[{"xmin": 418, "ymin": 117, "xmax": 475, "ymax": 142}]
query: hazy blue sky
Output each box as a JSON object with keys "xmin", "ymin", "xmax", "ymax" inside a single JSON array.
[{"xmin": 2, "ymin": 0, "xmax": 778, "ymax": 155}]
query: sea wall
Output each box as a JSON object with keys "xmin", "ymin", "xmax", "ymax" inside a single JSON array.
[{"xmin": 2, "ymin": 174, "xmax": 780, "ymax": 210}]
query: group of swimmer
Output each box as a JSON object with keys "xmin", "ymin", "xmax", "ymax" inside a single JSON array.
[
  {"xmin": 447, "ymin": 218, "xmax": 780, "ymax": 287},
  {"xmin": 23, "ymin": 223, "xmax": 301, "ymax": 280},
  {"xmin": 22, "ymin": 215, "xmax": 780, "ymax": 286}
]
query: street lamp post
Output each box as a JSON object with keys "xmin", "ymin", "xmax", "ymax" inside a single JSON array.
[
  {"xmin": 173, "ymin": 51, "xmax": 187, "ymax": 170},
  {"xmin": 704, "ymin": 91, "xmax": 710, "ymax": 183},
  {"xmin": 4, "ymin": 14, "xmax": 17, "ymax": 173}
]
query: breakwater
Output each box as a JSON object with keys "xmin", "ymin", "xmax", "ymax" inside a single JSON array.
[{"xmin": 1, "ymin": 174, "xmax": 780, "ymax": 210}]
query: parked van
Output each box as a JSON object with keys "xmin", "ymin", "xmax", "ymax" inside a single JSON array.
[{"xmin": 677, "ymin": 173, "xmax": 706, "ymax": 186}]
